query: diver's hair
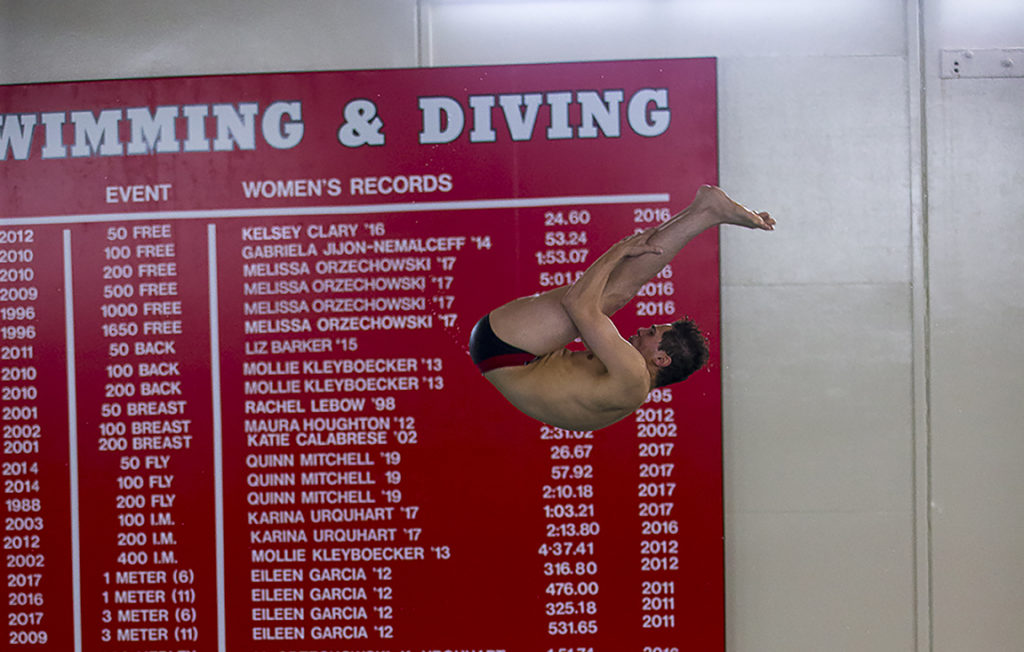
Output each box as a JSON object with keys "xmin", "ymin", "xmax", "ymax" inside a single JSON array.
[{"xmin": 653, "ymin": 318, "xmax": 709, "ymax": 388}]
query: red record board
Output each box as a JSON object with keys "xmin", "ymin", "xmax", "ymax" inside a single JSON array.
[{"xmin": 0, "ymin": 59, "xmax": 722, "ymax": 651}]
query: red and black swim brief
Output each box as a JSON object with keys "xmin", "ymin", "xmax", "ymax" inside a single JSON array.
[{"xmin": 468, "ymin": 314, "xmax": 536, "ymax": 372}]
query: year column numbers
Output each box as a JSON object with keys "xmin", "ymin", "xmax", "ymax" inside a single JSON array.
[
  {"xmin": 632, "ymin": 207, "xmax": 675, "ymax": 320},
  {"xmin": 1, "ymin": 228, "xmax": 49, "ymax": 646},
  {"xmin": 636, "ymin": 394, "xmax": 680, "ymax": 637}
]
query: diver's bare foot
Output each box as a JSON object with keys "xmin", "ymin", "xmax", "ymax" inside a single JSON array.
[{"xmin": 692, "ymin": 185, "xmax": 775, "ymax": 230}]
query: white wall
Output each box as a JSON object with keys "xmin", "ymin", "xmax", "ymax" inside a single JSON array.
[
  {"xmin": 926, "ymin": 1, "xmax": 1024, "ymax": 650},
  {"xmin": 3, "ymin": 1, "xmax": 1022, "ymax": 649},
  {"xmin": 0, "ymin": 0, "xmax": 423, "ymax": 80}
]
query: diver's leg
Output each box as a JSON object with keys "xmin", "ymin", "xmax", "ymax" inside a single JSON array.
[
  {"xmin": 485, "ymin": 286, "xmax": 578, "ymax": 356},
  {"xmin": 485, "ymin": 187, "xmax": 773, "ymax": 354},
  {"xmin": 600, "ymin": 185, "xmax": 773, "ymax": 313}
]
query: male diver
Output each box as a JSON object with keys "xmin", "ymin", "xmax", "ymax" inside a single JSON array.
[{"xmin": 469, "ymin": 185, "xmax": 774, "ymax": 430}]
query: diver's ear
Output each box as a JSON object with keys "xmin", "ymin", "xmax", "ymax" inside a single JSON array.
[{"xmin": 652, "ymin": 351, "xmax": 671, "ymax": 368}]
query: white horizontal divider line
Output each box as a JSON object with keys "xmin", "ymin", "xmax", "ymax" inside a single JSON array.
[{"xmin": 4, "ymin": 193, "xmax": 670, "ymax": 225}]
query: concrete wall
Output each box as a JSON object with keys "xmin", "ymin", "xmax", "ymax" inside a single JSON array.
[
  {"xmin": 925, "ymin": 2, "xmax": 1024, "ymax": 650},
  {"xmin": 3, "ymin": 0, "xmax": 1022, "ymax": 649}
]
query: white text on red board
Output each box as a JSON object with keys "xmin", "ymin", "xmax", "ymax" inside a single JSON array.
[{"xmin": 0, "ymin": 88, "xmax": 671, "ymax": 160}]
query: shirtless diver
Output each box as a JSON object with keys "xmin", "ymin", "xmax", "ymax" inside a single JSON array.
[{"xmin": 468, "ymin": 185, "xmax": 774, "ymax": 431}]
